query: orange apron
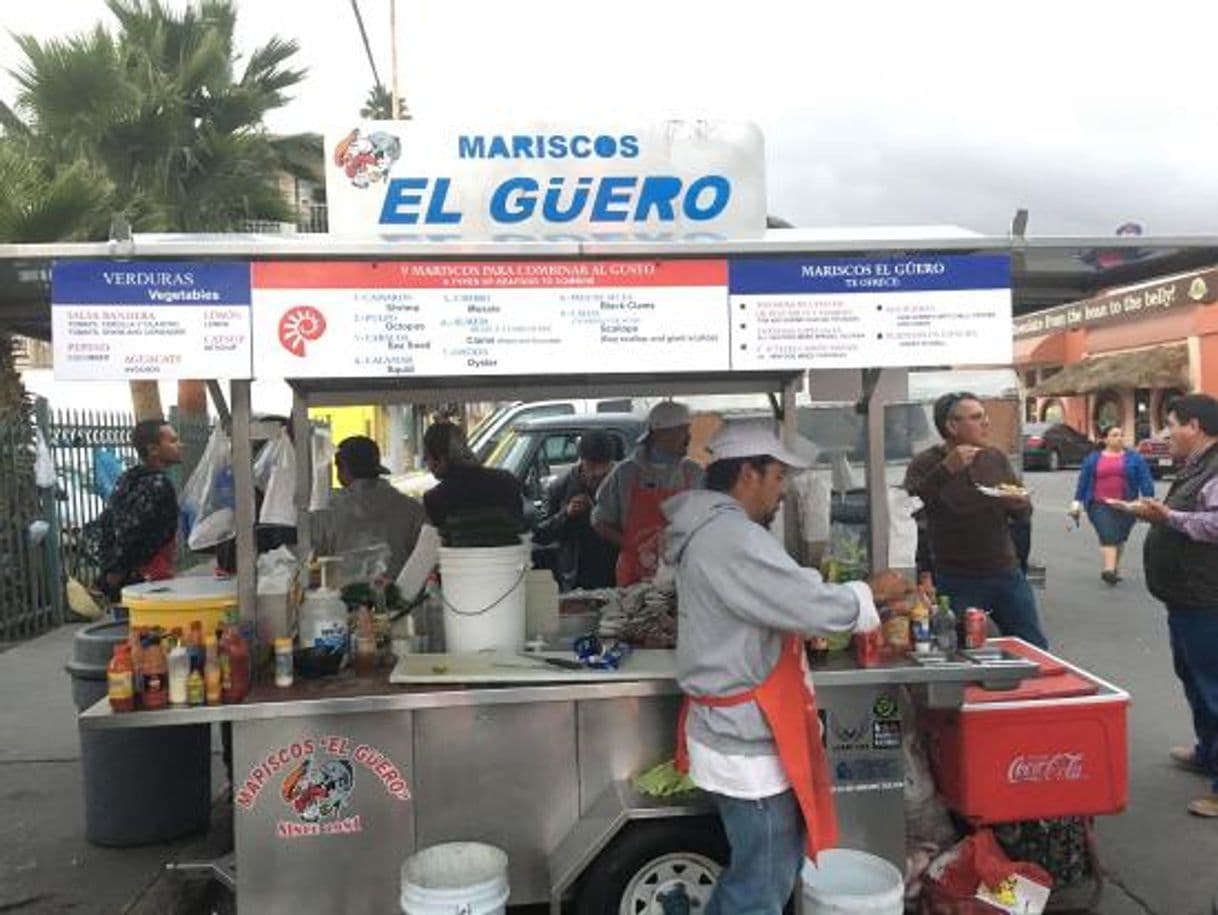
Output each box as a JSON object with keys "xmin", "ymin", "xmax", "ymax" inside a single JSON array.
[
  {"xmin": 676, "ymin": 635, "xmax": 839, "ymax": 861},
  {"xmin": 615, "ymin": 463, "xmax": 699, "ymax": 587}
]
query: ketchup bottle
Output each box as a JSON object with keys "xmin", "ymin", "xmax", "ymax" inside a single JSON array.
[
  {"xmin": 220, "ymin": 622, "xmax": 251, "ymax": 704},
  {"xmin": 140, "ymin": 635, "xmax": 169, "ymax": 710}
]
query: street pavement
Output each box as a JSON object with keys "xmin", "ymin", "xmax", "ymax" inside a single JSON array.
[
  {"xmin": 1026, "ymin": 469, "xmax": 1218, "ymax": 915},
  {"xmin": 2, "ymin": 469, "xmax": 1216, "ymax": 913}
]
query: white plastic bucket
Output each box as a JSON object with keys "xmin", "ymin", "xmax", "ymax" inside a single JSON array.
[
  {"xmin": 401, "ymin": 842, "xmax": 510, "ymax": 915},
  {"xmin": 438, "ymin": 543, "xmax": 529, "ymax": 653},
  {"xmin": 801, "ymin": 849, "xmax": 904, "ymax": 915}
]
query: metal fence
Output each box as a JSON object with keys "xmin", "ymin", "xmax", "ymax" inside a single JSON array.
[
  {"xmin": 0, "ymin": 403, "xmax": 212, "ymax": 641},
  {"xmin": 0, "ymin": 402, "xmax": 56, "ymax": 641}
]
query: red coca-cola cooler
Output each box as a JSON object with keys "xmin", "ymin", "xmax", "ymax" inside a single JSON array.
[{"xmin": 924, "ymin": 638, "xmax": 1130, "ymax": 824}]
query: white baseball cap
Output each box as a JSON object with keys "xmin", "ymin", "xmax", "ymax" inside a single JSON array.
[
  {"xmin": 706, "ymin": 418, "xmax": 810, "ymax": 469},
  {"xmin": 637, "ymin": 401, "xmax": 692, "ymax": 443}
]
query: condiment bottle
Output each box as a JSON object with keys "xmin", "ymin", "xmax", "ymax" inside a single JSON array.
[
  {"xmin": 167, "ymin": 642, "xmax": 191, "ymax": 707},
  {"xmin": 220, "ymin": 621, "xmax": 251, "ymax": 704},
  {"xmin": 107, "ymin": 643, "xmax": 135, "ymax": 713},
  {"xmin": 352, "ymin": 606, "xmax": 377, "ymax": 677},
  {"xmin": 911, "ymin": 599, "xmax": 932, "ymax": 655},
  {"xmin": 274, "ymin": 638, "xmax": 294, "ymax": 688},
  {"xmin": 187, "ymin": 620, "xmax": 205, "ymax": 673},
  {"xmin": 932, "ymin": 597, "xmax": 958, "ymax": 657},
  {"xmin": 187, "ymin": 667, "xmax": 205, "ymax": 706},
  {"xmin": 140, "ymin": 635, "xmax": 169, "ymax": 710},
  {"xmin": 204, "ymin": 635, "xmax": 222, "ymax": 706}
]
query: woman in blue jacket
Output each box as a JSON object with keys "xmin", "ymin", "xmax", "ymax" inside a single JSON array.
[{"xmin": 1069, "ymin": 425, "xmax": 1155, "ymax": 584}]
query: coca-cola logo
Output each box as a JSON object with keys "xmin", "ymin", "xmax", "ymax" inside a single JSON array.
[{"xmin": 1007, "ymin": 752, "xmax": 1085, "ymax": 783}]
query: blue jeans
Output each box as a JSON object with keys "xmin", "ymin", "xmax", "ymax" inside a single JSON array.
[
  {"xmin": 1168, "ymin": 608, "xmax": 1218, "ymax": 794},
  {"xmin": 937, "ymin": 568, "xmax": 1049, "ymax": 649},
  {"xmin": 706, "ymin": 790, "xmax": 804, "ymax": 915}
]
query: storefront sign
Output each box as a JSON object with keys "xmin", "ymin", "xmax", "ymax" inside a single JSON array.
[
  {"xmin": 50, "ymin": 261, "xmax": 252, "ymax": 380},
  {"xmin": 250, "ymin": 259, "xmax": 732, "ymax": 378},
  {"xmin": 728, "ymin": 254, "xmax": 1013, "ymax": 369},
  {"xmin": 1013, "ymin": 267, "xmax": 1218, "ymax": 339},
  {"xmin": 236, "ymin": 734, "xmax": 410, "ymax": 840},
  {"xmin": 323, "ymin": 121, "xmax": 766, "ymax": 239}
]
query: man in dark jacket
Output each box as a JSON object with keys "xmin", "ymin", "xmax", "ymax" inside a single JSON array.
[
  {"xmin": 534, "ymin": 431, "xmax": 618, "ymax": 591},
  {"xmin": 904, "ymin": 392, "xmax": 1047, "ymax": 647},
  {"xmin": 1113, "ymin": 394, "xmax": 1218, "ymax": 816},
  {"xmin": 421, "ymin": 421, "xmax": 524, "ymax": 531},
  {"xmin": 94, "ymin": 419, "xmax": 182, "ymax": 601}
]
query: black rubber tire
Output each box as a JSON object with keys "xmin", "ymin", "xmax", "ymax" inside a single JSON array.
[
  {"xmin": 1048, "ymin": 449, "xmax": 1062, "ymax": 471},
  {"xmin": 575, "ymin": 817, "xmax": 729, "ymax": 915}
]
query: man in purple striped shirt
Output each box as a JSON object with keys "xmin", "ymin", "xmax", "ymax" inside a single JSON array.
[{"xmin": 1116, "ymin": 394, "xmax": 1218, "ymax": 816}]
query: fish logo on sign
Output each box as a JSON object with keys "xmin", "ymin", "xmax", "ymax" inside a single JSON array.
[{"xmin": 278, "ymin": 305, "xmax": 327, "ymax": 357}]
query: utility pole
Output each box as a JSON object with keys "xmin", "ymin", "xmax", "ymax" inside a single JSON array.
[{"xmin": 390, "ymin": 0, "xmax": 401, "ymax": 119}]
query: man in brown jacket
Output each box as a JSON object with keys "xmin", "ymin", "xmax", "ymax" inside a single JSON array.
[{"xmin": 904, "ymin": 392, "xmax": 1048, "ymax": 648}]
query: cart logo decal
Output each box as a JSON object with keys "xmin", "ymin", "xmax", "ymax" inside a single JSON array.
[
  {"xmin": 1006, "ymin": 752, "xmax": 1085, "ymax": 784},
  {"xmin": 334, "ymin": 128, "xmax": 402, "ymax": 189},
  {"xmin": 872, "ymin": 695, "xmax": 899, "ymax": 720},
  {"xmin": 830, "ymin": 715, "xmax": 869, "ymax": 751},
  {"xmin": 236, "ymin": 735, "xmax": 411, "ymax": 839},
  {"xmin": 278, "ymin": 305, "xmax": 327, "ymax": 357}
]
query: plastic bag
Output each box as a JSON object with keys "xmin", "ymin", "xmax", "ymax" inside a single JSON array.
[
  {"xmin": 181, "ymin": 425, "xmax": 235, "ymax": 550},
  {"xmin": 922, "ymin": 829, "xmax": 1053, "ymax": 915},
  {"xmin": 257, "ymin": 545, "xmax": 299, "ymax": 596},
  {"xmin": 310, "ymin": 428, "xmax": 336, "ymax": 512},
  {"xmin": 395, "ymin": 524, "xmax": 440, "ymax": 605},
  {"xmin": 33, "ymin": 430, "xmax": 55, "ymax": 489},
  {"xmin": 92, "ymin": 448, "xmax": 124, "ymax": 500},
  {"xmin": 259, "ymin": 428, "xmax": 297, "ymax": 527}
]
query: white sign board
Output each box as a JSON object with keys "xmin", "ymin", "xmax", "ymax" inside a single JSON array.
[
  {"xmin": 250, "ymin": 260, "xmax": 730, "ymax": 378},
  {"xmin": 323, "ymin": 121, "xmax": 766, "ymax": 240},
  {"xmin": 728, "ymin": 255, "xmax": 1013, "ymax": 369},
  {"xmin": 51, "ymin": 261, "xmax": 252, "ymax": 380}
]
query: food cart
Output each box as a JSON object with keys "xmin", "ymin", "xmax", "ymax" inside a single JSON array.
[{"xmin": 14, "ymin": 124, "xmax": 1171, "ymax": 913}]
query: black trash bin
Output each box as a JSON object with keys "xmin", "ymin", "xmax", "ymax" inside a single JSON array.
[{"xmin": 67, "ymin": 620, "xmax": 212, "ymax": 847}]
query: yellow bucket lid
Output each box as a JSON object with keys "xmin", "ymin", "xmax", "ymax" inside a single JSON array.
[{"xmin": 121, "ymin": 577, "xmax": 238, "ymax": 612}]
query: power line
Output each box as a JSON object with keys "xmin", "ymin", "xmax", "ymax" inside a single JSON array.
[{"xmin": 349, "ymin": 0, "xmax": 382, "ymax": 90}]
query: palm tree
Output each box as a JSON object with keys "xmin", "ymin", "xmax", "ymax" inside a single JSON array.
[
  {"xmin": 361, "ymin": 84, "xmax": 393, "ymax": 120},
  {"xmin": 8, "ymin": 0, "xmax": 307, "ymax": 233}
]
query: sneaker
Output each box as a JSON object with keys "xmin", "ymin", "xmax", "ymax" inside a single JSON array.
[
  {"xmin": 1101, "ymin": 571, "xmax": 1119, "ymax": 585},
  {"xmin": 1171, "ymin": 745, "xmax": 1206, "ymax": 773},
  {"xmin": 1188, "ymin": 795, "xmax": 1218, "ymax": 817}
]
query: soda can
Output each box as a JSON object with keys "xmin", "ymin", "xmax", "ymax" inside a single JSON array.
[
  {"xmin": 964, "ymin": 608, "xmax": 988, "ymax": 649},
  {"xmin": 853, "ymin": 630, "xmax": 885, "ymax": 668}
]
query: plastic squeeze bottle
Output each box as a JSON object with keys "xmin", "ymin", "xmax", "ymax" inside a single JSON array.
[
  {"xmin": 167, "ymin": 642, "xmax": 191, "ymax": 707},
  {"xmin": 107, "ymin": 643, "xmax": 135, "ymax": 713},
  {"xmin": 204, "ymin": 635, "xmax": 222, "ymax": 706}
]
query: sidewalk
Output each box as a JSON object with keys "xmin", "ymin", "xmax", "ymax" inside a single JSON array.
[{"xmin": 0, "ymin": 624, "xmax": 228, "ymax": 914}]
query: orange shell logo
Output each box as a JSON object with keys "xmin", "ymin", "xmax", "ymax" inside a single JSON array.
[{"xmin": 278, "ymin": 305, "xmax": 327, "ymax": 357}]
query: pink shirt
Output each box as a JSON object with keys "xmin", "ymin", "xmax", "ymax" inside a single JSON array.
[{"xmin": 1093, "ymin": 452, "xmax": 1127, "ymax": 503}]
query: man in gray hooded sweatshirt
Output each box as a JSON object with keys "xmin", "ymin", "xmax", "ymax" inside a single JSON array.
[{"xmin": 665, "ymin": 419, "xmax": 905, "ymax": 914}]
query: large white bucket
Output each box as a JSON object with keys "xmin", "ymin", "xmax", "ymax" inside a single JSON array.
[
  {"xmin": 438, "ymin": 543, "xmax": 529, "ymax": 653},
  {"xmin": 801, "ymin": 849, "xmax": 905, "ymax": 915},
  {"xmin": 401, "ymin": 842, "xmax": 510, "ymax": 915}
]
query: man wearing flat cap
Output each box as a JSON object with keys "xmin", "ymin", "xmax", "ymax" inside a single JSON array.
[
  {"xmin": 592, "ymin": 401, "xmax": 704, "ymax": 586},
  {"xmin": 665, "ymin": 419, "xmax": 907, "ymax": 914},
  {"xmin": 313, "ymin": 435, "xmax": 425, "ymax": 581}
]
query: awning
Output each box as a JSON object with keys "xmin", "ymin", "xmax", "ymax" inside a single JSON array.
[
  {"xmin": 1031, "ymin": 344, "xmax": 1190, "ymax": 396},
  {"xmin": 1014, "ymin": 333, "xmax": 1067, "ymax": 365}
]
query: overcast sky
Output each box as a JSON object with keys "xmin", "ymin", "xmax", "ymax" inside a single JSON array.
[{"xmin": 3, "ymin": 0, "xmax": 1217, "ymax": 236}]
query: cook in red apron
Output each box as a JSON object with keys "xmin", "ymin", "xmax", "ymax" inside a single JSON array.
[
  {"xmin": 616, "ymin": 466, "xmax": 701, "ymax": 586},
  {"xmin": 676, "ymin": 635, "xmax": 839, "ymax": 860}
]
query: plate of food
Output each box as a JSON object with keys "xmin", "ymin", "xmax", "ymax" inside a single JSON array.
[{"xmin": 976, "ymin": 482, "xmax": 1031, "ymax": 499}]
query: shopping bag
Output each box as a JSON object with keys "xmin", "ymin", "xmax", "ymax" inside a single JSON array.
[
  {"xmin": 33, "ymin": 430, "xmax": 55, "ymax": 489},
  {"xmin": 180, "ymin": 425, "xmax": 235, "ymax": 550},
  {"xmin": 922, "ymin": 829, "xmax": 1053, "ymax": 914},
  {"xmin": 259, "ymin": 428, "xmax": 297, "ymax": 527},
  {"xmin": 92, "ymin": 448, "xmax": 124, "ymax": 500}
]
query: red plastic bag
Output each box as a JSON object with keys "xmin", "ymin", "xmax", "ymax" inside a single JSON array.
[{"xmin": 922, "ymin": 828, "xmax": 1053, "ymax": 914}]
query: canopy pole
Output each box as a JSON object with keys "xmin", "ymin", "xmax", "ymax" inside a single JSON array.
[
  {"xmin": 230, "ymin": 380, "xmax": 257, "ymax": 624},
  {"xmin": 781, "ymin": 376, "xmax": 799, "ymax": 557},
  {"xmin": 860, "ymin": 369, "xmax": 890, "ymax": 574}
]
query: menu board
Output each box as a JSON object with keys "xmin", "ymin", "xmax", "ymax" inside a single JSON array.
[
  {"xmin": 728, "ymin": 255, "xmax": 1012, "ymax": 369},
  {"xmin": 51, "ymin": 261, "xmax": 252, "ymax": 380},
  {"xmin": 249, "ymin": 260, "xmax": 730, "ymax": 377}
]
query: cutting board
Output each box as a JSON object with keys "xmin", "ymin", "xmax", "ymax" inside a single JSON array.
[{"xmin": 389, "ymin": 649, "xmax": 676, "ymax": 685}]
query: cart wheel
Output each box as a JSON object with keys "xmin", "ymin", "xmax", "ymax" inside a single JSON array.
[{"xmin": 575, "ymin": 818, "xmax": 728, "ymax": 915}]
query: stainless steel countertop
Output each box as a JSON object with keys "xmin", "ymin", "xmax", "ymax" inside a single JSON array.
[{"xmin": 78, "ymin": 650, "xmax": 1037, "ymax": 730}]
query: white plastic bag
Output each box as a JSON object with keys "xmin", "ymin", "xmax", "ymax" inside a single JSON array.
[
  {"xmin": 33, "ymin": 430, "xmax": 55, "ymax": 489},
  {"xmin": 257, "ymin": 545, "xmax": 299, "ymax": 596},
  {"xmin": 310, "ymin": 428, "xmax": 336, "ymax": 512},
  {"xmin": 181, "ymin": 425, "xmax": 235, "ymax": 550},
  {"xmin": 259, "ymin": 428, "xmax": 297, "ymax": 527}
]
